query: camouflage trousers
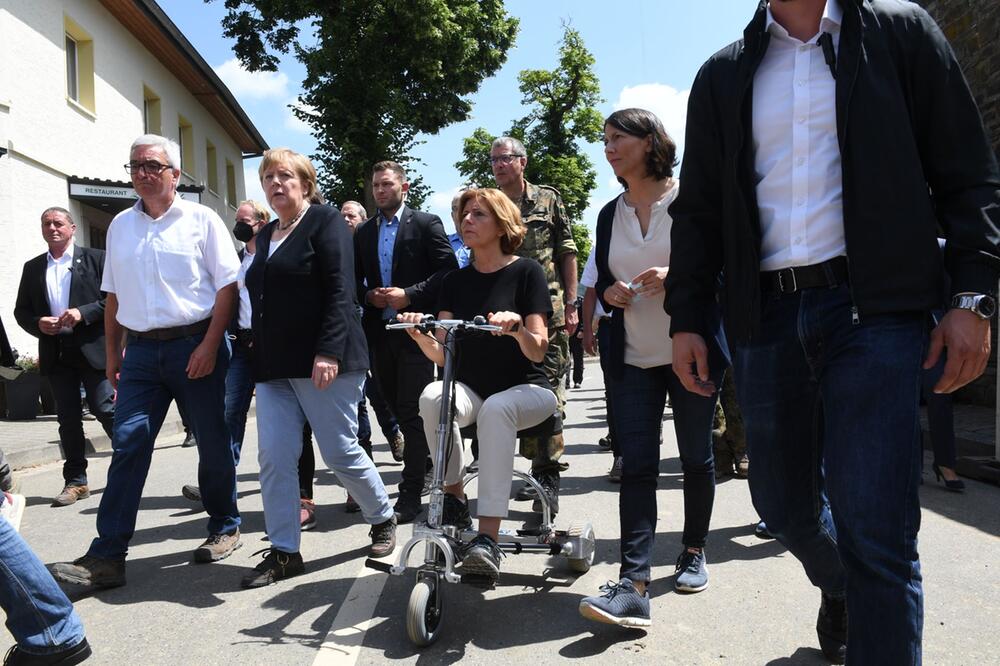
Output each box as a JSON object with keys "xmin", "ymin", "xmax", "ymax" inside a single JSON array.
[
  {"xmin": 519, "ymin": 327, "xmax": 569, "ymax": 473},
  {"xmin": 712, "ymin": 369, "xmax": 746, "ymax": 470}
]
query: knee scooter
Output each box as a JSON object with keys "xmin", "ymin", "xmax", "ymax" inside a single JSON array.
[{"xmin": 365, "ymin": 316, "xmax": 596, "ymax": 646}]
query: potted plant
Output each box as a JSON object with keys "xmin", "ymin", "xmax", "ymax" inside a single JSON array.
[{"xmin": 3, "ymin": 354, "xmax": 41, "ymax": 420}]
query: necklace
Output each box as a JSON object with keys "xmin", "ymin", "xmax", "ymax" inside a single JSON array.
[{"xmin": 278, "ymin": 205, "xmax": 309, "ymax": 231}]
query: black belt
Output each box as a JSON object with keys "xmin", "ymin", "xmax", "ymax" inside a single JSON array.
[
  {"xmin": 128, "ymin": 318, "xmax": 211, "ymax": 341},
  {"xmin": 761, "ymin": 256, "xmax": 849, "ymax": 295}
]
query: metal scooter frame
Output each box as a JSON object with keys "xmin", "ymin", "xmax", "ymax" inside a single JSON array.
[{"xmin": 367, "ymin": 316, "xmax": 595, "ymax": 646}]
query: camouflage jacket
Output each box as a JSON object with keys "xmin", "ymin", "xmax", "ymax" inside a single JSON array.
[{"xmin": 513, "ymin": 180, "xmax": 577, "ymax": 328}]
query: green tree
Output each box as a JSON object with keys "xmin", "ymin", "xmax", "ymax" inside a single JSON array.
[
  {"xmin": 571, "ymin": 222, "xmax": 592, "ymax": 281},
  {"xmin": 212, "ymin": 0, "xmax": 518, "ymax": 212},
  {"xmin": 455, "ymin": 26, "xmax": 603, "ymax": 224}
]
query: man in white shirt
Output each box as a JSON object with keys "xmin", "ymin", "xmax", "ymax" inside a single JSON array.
[
  {"xmin": 14, "ymin": 207, "xmax": 114, "ymax": 507},
  {"xmin": 50, "ymin": 134, "xmax": 242, "ymax": 590},
  {"xmin": 667, "ymin": 1, "xmax": 1000, "ymax": 662}
]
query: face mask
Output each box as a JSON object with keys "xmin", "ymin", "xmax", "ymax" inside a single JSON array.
[{"xmin": 233, "ymin": 221, "xmax": 256, "ymax": 243}]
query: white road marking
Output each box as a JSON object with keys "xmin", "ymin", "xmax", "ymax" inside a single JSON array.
[{"xmin": 312, "ymin": 561, "xmax": 390, "ymax": 666}]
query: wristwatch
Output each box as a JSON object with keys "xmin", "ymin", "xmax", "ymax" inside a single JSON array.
[{"xmin": 950, "ymin": 293, "xmax": 997, "ymax": 320}]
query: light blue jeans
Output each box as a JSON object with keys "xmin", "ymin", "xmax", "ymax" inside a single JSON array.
[
  {"xmin": 255, "ymin": 371, "xmax": 393, "ymax": 554},
  {"xmin": 0, "ymin": 498, "xmax": 86, "ymax": 655}
]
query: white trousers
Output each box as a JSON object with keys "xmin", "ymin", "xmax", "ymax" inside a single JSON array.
[{"xmin": 419, "ymin": 381, "xmax": 557, "ymax": 518}]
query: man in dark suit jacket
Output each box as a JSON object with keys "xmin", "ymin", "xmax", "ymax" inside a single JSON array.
[
  {"xmin": 15, "ymin": 206, "xmax": 114, "ymax": 507},
  {"xmin": 355, "ymin": 161, "xmax": 458, "ymax": 522}
]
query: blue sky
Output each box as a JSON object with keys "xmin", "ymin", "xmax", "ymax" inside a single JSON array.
[{"xmin": 163, "ymin": 1, "xmax": 754, "ymax": 232}]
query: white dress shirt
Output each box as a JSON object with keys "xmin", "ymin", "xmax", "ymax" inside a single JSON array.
[
  {"xmin": 102, "ymin": 196, "xmax": 240, "ymax": 331},
  {"xmin": 46, "ymin": 243, "xmax": 74, "ymax": 333},
  {"xmin": 753, "ymin": 0, "xmax": 845, "ymax": 271},
  {"xmin": 236, "ymin": 248, "xmax": 255, "ymax": 329},
  {"xmin": 579, "ymin": 252, "xmax": 608, "ymax": 319},
  {"xmin": 608, "ymin": 182, "xmax": 678, "ymax": 368}
]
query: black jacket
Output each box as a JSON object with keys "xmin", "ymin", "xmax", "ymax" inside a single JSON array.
[
  {"xmin": 594, "ymin": 195, "xmax": 728, "ymax": 380},
  {"xmin": 665, "ymin": 0, "xmax": 1000, "ymax": 344},
  {"xmin": 354, "ymin": 205, "xmax": 458, "ymax": 336},
  {"xmin": 245, "ymin": 204, "xmax": 368, "ymax": 381},
  {"xmin": 14, "ymin": 246, "xmax": 107, "ymax": 375}
]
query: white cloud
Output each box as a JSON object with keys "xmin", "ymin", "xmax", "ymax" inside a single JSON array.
[
  {"xmin": 284, "ymin": 98, "xmax": 317, "ymax": 134},
  {"xmin": 214, "ymin": 58, "xmax": 289, "ymax": 100},
  {"xmin": 612, "ymin": 83, "xmax": 690, "ymax": 158}
]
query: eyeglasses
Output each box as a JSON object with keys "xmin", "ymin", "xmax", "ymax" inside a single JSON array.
[
  {"xmin": 124, "ymin": 161, "xmax": 170, "ymax": 175},
  {"xmin": 488, "ymin": 154, "xmax": 523, "ymax": 166}
]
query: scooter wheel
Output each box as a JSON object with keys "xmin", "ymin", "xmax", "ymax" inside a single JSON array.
[
  {"xmin": 406, "ymin": 578, "xmax": 443, "ymax": 646},
  {"xmin": 566, "ymin": 521, "xmax": 596, "ymax": 574}
]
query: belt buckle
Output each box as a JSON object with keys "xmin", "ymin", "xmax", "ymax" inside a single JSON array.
[{"xmin": 778, "ymin": 268, "xmax": 798, "ymax": 294}]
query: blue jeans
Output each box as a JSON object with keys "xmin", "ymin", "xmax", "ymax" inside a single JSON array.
[
  {"xmin": 608, "ymin": 362, "xmax": 720, "ymax": 584},
  {"xmin": 255, "ymin": 371, "xmax": 393, "ymax": 554},
  {"xmin": 224, "ymin": 340, "xmax": 254, "ymax": 466},
  {"xmin": 0, "ymin": 499, "xmax": 86, "ymax": 655},
  {"xmin": 88, "ymin": 333, "xmax": 240, "ymax": 558},
  {"xmin": 732, "ymin": 284, "xmax": 923, "ymax": 664}
]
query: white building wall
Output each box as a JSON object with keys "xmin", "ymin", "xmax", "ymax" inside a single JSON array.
[{"xmin": 0, "ymin": 0, "xmax": 250, "ymax": 358}]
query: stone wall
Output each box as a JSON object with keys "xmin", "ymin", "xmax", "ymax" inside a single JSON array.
[{"xmin": 921, "ymin": 0, "xmax": 1000, "ymax": 406}]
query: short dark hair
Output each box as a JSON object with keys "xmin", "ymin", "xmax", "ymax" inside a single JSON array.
[
  {"xmin": 372, "ymin": 160, "xmax": 407, "ymax": 182},
  {"xmin": 604, "ymin": 108, "xmax": 678, "ymax": 186}
]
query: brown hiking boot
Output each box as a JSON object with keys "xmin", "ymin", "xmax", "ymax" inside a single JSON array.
[
  {"xmin": 388, "ymin": 430, "xmax": 405, "ymax": 462},
  {"xmin": 369, "ymin": 515, "xmax": 397, "ymax": 557},
  {"xmin": 193, "ymin": 530, "xmax": 242, "ymax": 563},
  {"xmin": 52, "ymin": 485, "xmax": 90, "ymax": 507},
  {"xmin": 48, "ymin": 554, "xmax": 126, "ymax": 588}
]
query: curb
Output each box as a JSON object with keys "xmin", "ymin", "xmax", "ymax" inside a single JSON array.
[{"xmin": 6, "ymin": 406, "xmax": 256, "ymax": 472}]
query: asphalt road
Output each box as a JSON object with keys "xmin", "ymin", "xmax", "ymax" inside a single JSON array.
[{"xmin": 5, "ymin": 358, "xmax": 999, "ymax": 664}]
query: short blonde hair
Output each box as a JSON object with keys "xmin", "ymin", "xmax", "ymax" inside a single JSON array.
[
  {"xmin": 457, "ymin": 188, "xmax": 525, "ymax": 254},
  {"xmin": 258, "ymin": 148, "xmax": 318, "ymax": 200},
  {"xmin": 238, "ymin": 199, "xmax": 271, "ymax": 224}
]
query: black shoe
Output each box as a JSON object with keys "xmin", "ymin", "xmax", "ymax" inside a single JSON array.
[
  {"xmin": 457, "ymin": 534, "xmax": 504, "ymax": 580},
  {"xmin": 514, "ymin": 480, "xmax": 539, "ymax": 501},
  {"xmin": 3, "ymin": 637, "xmax": 93, "ymax": 665},
  {"xmin": 816, "ymin": 593, "xmax": 847, "ymax": 664},
  {"xmin": 421, "ymin": 471, "xmax": 433, "ymax": 497},
  {"xmin": 393, "ymin": 497, "xmax": 422, "ymax": 524},
  {"xmin": 181, "ymin": 484, "xmax": 201, "ymax": 502},
  {"xmin": 754, "ymin": 520, "xmax": 775, "ymax": 540},
  {"xmin": 240, "ymin": 548, "xmax": 304, "ymax": 589},
  {"xmin": 932, "ymin": 464, "xmax": 966, "ymax": 492},
  {"xmin": 531, "ymin": 470, "xmax": 560, "ymax": 516},
  {"xmin": 442, "ymin": 494, "xmax": 472, "ymax": 530},
  {"xmin": 181, "ymin": 430, "xmax": 197, "ymax": 448},
  {"xmin": 597, "ymin": 434, "xmax": 613, "ymax": 451}
]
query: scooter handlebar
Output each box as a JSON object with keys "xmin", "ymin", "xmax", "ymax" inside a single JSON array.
[{"xmin": 385, "ymin": 315, "xmax": 507, "ymax": 333}]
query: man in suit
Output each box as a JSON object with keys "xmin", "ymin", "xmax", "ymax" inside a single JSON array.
[
  {"xmin": 15, "ymin": 207, "xmax": 114, "ymax": 507},
  {"xmin": 355, "ymin": 161, "xmax": 458, "ymax": 523}
]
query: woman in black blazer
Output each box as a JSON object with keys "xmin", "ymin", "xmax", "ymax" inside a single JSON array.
[{"xmin": 241, "ymin": 148, "xmax": 396, "ymax": 589}]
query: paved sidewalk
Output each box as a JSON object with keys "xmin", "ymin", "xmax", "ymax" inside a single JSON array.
[{"xmin": 0, "ymin": 403, "xmax": 254, "ymax": 472}]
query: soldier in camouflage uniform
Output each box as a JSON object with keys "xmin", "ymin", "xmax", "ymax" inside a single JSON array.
[
  {"xmin": 712, "ymin": 369, "xmax": 748, "ymax": 479},
  {"xmin": 490, "ymin": 136, "xmax": 578, "ymax": 514}
]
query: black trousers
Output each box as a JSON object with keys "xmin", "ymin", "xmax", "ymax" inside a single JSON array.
[
  {"xmin": 371, "ymin": 328, "xmax": 434, "ymax": 502},
  {"xmin": 569, "ymin": 325, "xmax": 584, "ymax": 385},
  {"xmin": 47, "ymin": 343, "xmax": 114, "ymax": 485}
]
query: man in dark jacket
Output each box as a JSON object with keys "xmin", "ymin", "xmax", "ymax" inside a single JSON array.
[
  {"xmin": 354, "ymin": 161, "xmax": 458, "ymax": 523},
  {"xmin": 15, "ymin": 207, "xmax": 114, "ymax": 507},
  {"xmin": 665, "ymin": 1, "xmax": 1000, "ymax": 663}
]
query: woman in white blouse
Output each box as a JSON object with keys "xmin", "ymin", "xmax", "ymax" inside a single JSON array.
[{"xmin": 578, "ymin": 108, "xmax": 729, "ymax": 628}]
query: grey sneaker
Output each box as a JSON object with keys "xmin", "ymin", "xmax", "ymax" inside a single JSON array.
[
  {"xmin": 608, "ymin": 456, "xmax": 623, "ymax": 483},
  {"xmin": 579, "ymin": 578, "xmax": 651, "ymax": 627},
  {"xmin": 457, "ymin": 534, "xmax": 504, "ymax": 580},
  {"xmin": 49, "ymin": 555, "xmax": 126, "ymax": 588},
  {"xmin": 674, "ymin": 549, "xmax": 709, "ymax": 593},
  {"xmin": 193, "ymin": 530, "xmax": 242, "ymax": 563}
]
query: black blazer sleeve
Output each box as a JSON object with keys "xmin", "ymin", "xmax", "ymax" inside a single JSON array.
[
  {"xmin": 402, "ymin": 211, "xmax": 459, "ymax": 312},
  {"xmin": 14, "ymin": 256, "xmax": 46, "ymax": 341}
]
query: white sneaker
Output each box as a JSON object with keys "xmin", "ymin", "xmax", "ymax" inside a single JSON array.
[{"xmin": 1, "ymin": 492, "xmax": 26, "ymax": 531}]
